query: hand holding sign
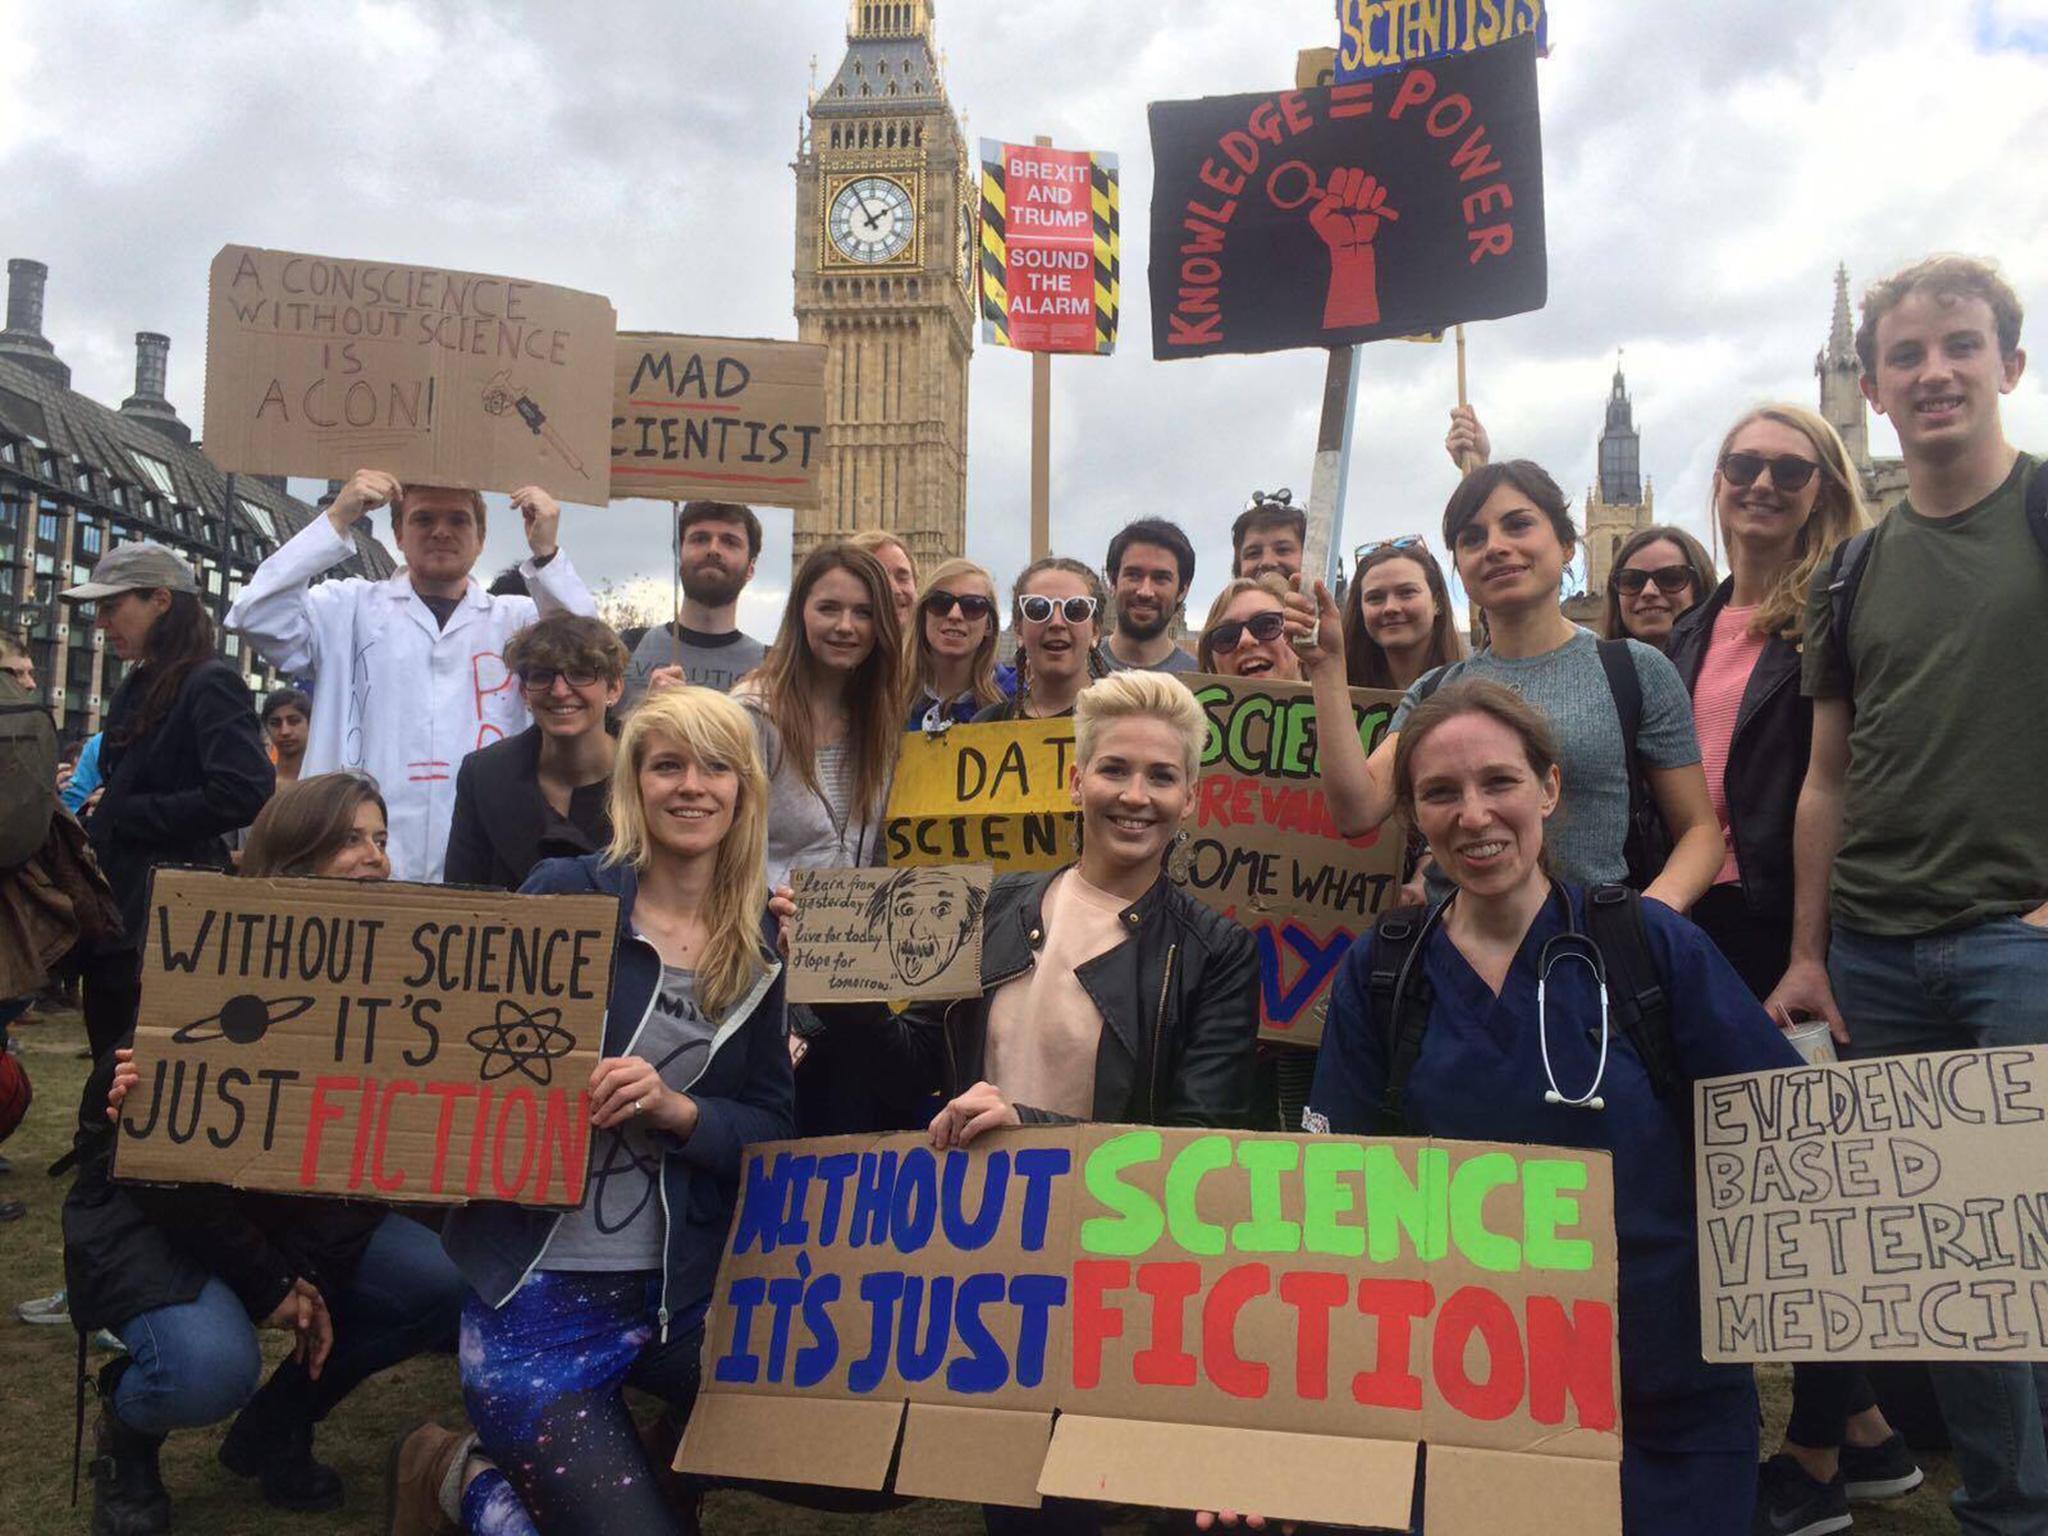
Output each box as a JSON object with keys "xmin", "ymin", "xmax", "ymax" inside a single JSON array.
[
  {"xmin": 324, "ymin": 468, "xmax": 402, "ymax": 535},
  {"xmin": 927, "ymin": 1079, "xmax": 1021, "ymax": 1150},
  {"xmin": 509, "ymin": 485, "xmax": 560, "ymax": 560}
]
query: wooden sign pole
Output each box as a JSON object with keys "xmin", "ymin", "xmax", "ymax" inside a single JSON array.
[
  {"xmin": 1302, "ymin": 344, "xmax": 1363, "ymax": 594},
  {"xmin": 1028, "ymin": 133, "xmax": 1053, "ymax": 562}
]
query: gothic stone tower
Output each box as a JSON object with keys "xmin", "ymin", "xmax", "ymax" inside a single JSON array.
[
  {"xmin": 1582, "ymin": 358, "xmax": 1653, "ymax": 600},
  {"xmin": 1815, "ymin": 262, "xmax": 1909, "ymax": 516},
  {"xmin": 793, "ymin": 0, "xmax": 975, "ymax": 565}
]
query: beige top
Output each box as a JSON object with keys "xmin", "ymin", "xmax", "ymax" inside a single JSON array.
[{"xmin": 984, "ymin": 869, "xmax": 1130, "ymax": 1119}]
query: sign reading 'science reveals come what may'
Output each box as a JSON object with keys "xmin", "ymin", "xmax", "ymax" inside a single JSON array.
[{"xmin": 116, "ymin": 870, "xmax": 617, "ymax": 1209}]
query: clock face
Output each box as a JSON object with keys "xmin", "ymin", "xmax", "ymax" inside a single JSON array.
[
  {"xmin": 829, "ymin": 176, "xmax": 916, "ymax": 264},
  {"xmin": 959, "ymin": 196, "xmax": 976, "ymax": 289}
]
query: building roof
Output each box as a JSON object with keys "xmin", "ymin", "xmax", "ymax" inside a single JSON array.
[
  {"xmin": 813, "ymin": 35, "xmax": 947, "ymax": 116},
  {"xmin": 0, "ymin": 351, "xmax": 393, "ymax": 578}
]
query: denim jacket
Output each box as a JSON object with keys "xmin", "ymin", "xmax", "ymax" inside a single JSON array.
[{"xmin": 440, "ymin": 853, "xmax": 793, "ymax": 1340}]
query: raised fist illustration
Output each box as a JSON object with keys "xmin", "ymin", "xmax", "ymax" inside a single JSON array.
[{"xmin": 1304, "ymin": 167, "xmax": 1398, "ymax": 329}]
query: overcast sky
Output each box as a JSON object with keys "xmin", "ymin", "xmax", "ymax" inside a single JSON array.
[{"xmin": 6, "ymin": 0, "xmax": 2047, "ymax": 635}]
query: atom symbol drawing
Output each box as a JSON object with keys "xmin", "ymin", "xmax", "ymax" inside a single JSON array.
[{"xmin": 467, "ymin": 999, "xmax": 577, "ymax": 1086}]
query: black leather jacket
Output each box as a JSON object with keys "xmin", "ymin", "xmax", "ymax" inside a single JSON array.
[
  {"xmin": 1666, "ymin": 580, "xmax": 1809, "ymax": 920},
  {"xmin": 845, "ymin": 865, "xmax": 1259, "ymax": 1127}
]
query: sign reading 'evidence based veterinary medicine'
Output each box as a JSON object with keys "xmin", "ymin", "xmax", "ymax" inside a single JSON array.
[
  {"xmin": 1697, "ymin": 1046, "xmax": 2048, "ymax": 1362},
  {"xmin": 1147, "ymin": 33, "xmax": 1545, "ymax": 358},
  {"xmin": 115, "ymin": 870, "xmax": 618, "ymax": 1208},
  {"xmin": 203, "ymin": 245, "xmax": 618, "ymax": 501},
  {"xmin": 679, "ymin": 1127, "xmax": 1623, "ymax": 1531},
  {"xmin": 882, "ymin": 677, "xmax": 1405, "ymax": 1045},
  {"xmin": 607, "ymin": 332, "xmax": 828, "ymax": 508}
]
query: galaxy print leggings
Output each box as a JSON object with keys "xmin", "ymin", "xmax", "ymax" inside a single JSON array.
[{"xmin": 458, "ymin": 1271, "xmax": 701, "ymax": 1536}]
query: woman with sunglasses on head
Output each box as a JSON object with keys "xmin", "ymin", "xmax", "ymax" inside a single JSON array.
[
  {"xmin": 1302, "ymin": 681, "xmax": 1800, "ymax": 1535},
  {"xmin": 905, "ymin": 557, "xmax": 1010, "ymax": 731},
  {"xmin": 972, "ymin": 557, "xmax": 1109, "ymax": 722},
  {"xmin": 81, "ymin": 773, "xmax": 465, "ymax": 1532},
  {"xmin": 1341, "ymin": 533, "xmax": 1466, "ymax": 691},
  {"xmin": 1662, "ymin": 408, "xmax": 1917, "ymax": 1535},
  {"xmin": 1603, "ymin": 526, "xmax": 1718, "ymax": 652},
  {"xmin": 444, "ymin": 614, "xmax": 627, "ymax": 890}
]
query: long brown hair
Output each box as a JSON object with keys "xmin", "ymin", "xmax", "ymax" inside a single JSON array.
[
  {"xmin": 909, "ymin": 557, "xmax": 1003, "ymax": 709},
  {"xmin": 1599, "ymin": 524, "xmax": 1717, "ymax": 644},
  {"xmin": 1711, "ymin": 404, "xmax": 1869, "ymax": 640},
  {"xmin": 241, "ymin": 773, "xmax": 387, "ymax": 877},
  {"xmin": 109, "ymin": 591, "xmax": 218, "ymax": 746},
  {"xmin": 752, "ymin": 543, "xmax": 902, "ymax": 818},
  {"xmin": 1342, "ymin": 545, "xmax": 1465, "ymax": 689}
]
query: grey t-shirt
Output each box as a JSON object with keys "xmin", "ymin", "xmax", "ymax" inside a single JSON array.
[
  {"xmin": 539, "ymin": 966, "xmax": 717, "ymax": 1273},
  {"xmin": 1100, "ymin": 643, "xmax": 1198, "ymax": 673},
  {"xmin": 621, "ymin": 623, "xmax": 765, "ymax": 708},
  {"xmin": 1391, "ymin": 628, "xmax": 1700, "ymax": 890}
]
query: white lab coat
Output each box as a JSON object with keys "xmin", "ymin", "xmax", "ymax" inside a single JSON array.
[{"xmin": 225, "ymin": 514, "xmax": 597, "ymax": 882}]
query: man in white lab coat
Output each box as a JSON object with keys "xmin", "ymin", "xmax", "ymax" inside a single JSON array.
[{"xmin": 227, "ymin": 470, "xmax": 598, "ymax": 882}]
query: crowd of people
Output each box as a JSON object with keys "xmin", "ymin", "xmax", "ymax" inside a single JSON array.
[{"xmin": 0, "ymin": 252, "xmax": 2041, "ymax": 1536}]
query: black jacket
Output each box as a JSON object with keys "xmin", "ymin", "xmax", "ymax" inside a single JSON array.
[
  {"xmin": 91, "ymin": 659, "xmax": 273, "ymax": 950},
  {"xmin": 62, "ymin": 1056, "xmax": 380, "ymax": 1332},
  {"xmin": 443, "ymin": 725, "xmax": 611, "ymax": 891},
  {"xmin": 1666, "ymin": 580, "xmax": 1808, "ymax": 920},
  {"xmin": 843, "ymin": 865, "xmax": 1259, "ymax": 1127}
]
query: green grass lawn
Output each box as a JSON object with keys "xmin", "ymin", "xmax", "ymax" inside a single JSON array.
[{"xmin": 1, "ymin": 1008, "xmax": 1958, "ymax": 1533}]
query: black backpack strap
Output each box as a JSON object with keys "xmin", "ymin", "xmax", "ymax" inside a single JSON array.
[
  {"xmin": 1594, "ymin": 639, "xmax": 1658, "ymax": 887},
  {"xmin": 1582, "ymin": 884, "xmax": 1682, "ymax": 1102},
  {"xmin": 1823, "ymin": 525, "xmax": 1878, "ymax": 691},
  {"xmin": 1370, "ymin": 903, "xmax": 1436, "ymax": 1130},
  {"xmin": 1411, "ymin": 664, "xmax": 1448, "ymax": 705},
  {"xmin": 2027, "ymin": 457, "xmax": 2048, "ymax": 562}
]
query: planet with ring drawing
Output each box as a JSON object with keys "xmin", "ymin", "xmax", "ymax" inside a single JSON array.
[{"xmin": 171, "ymin": 993, "xmax": 317, "ymax": 1046}]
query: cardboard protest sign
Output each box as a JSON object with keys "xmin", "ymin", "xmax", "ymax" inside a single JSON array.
[
  {"xmin": 607, "ymin": 332, "xmax": 827, "ymax": 507},
  {"xmin": 115, "ymin": 870, "xmax": 617, "ymax": 1208},
  {"xmin": 885, "ymin": 719, "xmax": 1078, "ymax": 872},
  {"xmin": 681, "ymin": 1126, "xmax": 1622, "ymax": 1532},
  {"xmin": 979, "ymin": 140, "xmax": 1120, "ymax": 355},
  {"xmin": 203, "ymin": 245, "xmax": 617, "ymax": 500},
  {"xmin": 1697, "ymin": 1046, "xmax": 2048, "ymax": 1362},
  {"xmin": 788, "ymin": 865, "xmax": 991, "ymax": 1005},
  {"xmin": 1147, "ymin": 34, "xmax": 1544, "ymax": 359},
  {"xmin": 1337, "ymin": 0, "xmax": 1549, "ymax": 82},
  {"xmin": 1186, "ymin": 675, "xmax": 1405, "ymax": 1046}
]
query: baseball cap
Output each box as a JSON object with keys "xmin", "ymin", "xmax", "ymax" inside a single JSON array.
[{"xmin": 61, "ymin": 541, "xmax": 200, "ymax": 602}]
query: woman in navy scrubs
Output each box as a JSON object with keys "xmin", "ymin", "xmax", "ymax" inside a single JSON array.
[{"xmin": 1305, "ymin": 679, "xmax": 1800, "ymax": 1535}]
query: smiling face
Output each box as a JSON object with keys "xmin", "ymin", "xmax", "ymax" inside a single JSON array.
[
  {"xmin": 1715, "ymin": 416, "xmax": 1820, "ymax": 563},
  {"xmin": 93, "ymin": 587, "xmax": 171, "ymax": 662},
  {"xmin": 1863, "ymin": 290, "xmax": 2025, "ymax": 466},
  {"xmin": 678, "ymin": 516, "xmax": 756, "ymax": 608},
  {"xmin": 1358, "ymin": 554, "xmax": 1438, "ymax": 655},
  {"xmin": 637, "ymin": 734, "xmax": 740, "ymax": 862},
  {"xmin": 1019, "ymin": 568, "xmax": 1098, "ymax": 685},
  {"xmin": 1070, "ymin": 715, "xmax": 1196, "ymax": 877},
  {"xmin": 395, "ymin": 490, "xmax": 483, "ymax": 586},
  {"xmin": 1614, "ymin": 538, "xmax": 1698, "ymax": 646},
  {"xmin": 1210, "ymin": 589, "xmax": 1299, "ymax": 681},
  {"xmin": 1451, "ymin": 482, "xmax": 1569, "ymax": 616},
  {"xmin": 888, "ymin": 872, "xmax": 975, "ymax": 987},
  {"xmin": 1408, "ymin": 711, "xmax": 1560, "ymax": 901},
  {"xmin": 1236, "ymin": 524, "xmax": 1303, "ymax": 581},
  {"xmin": 315, "ymin": 800, "xmax": 391, "ymax": 880},
  {"xmin": 522, "ymin": 665, "xmax": 621, "ymax": 741},
  {"xmin": 923, "ymin": 575, "xmax": 995, "ymax": 664},
  {"xmin": 803, "ymin": 568, "xmax": 878, "ymax": 675},
  {"xmin": 1112, "ymin": 541, "xmax": 1184, "ymax": 644}
]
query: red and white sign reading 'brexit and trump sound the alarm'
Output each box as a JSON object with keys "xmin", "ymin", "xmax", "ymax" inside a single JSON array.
[{"xmin": 978, "ymin": 139, "xmax": 1119, "ymax": 356}]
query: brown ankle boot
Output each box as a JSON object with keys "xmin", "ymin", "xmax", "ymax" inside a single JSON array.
[{"xmin": 383, "ymin": 1420, "xmax": 471, "ymax": 1536}]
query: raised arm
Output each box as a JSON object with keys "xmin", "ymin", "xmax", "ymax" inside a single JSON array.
[
  {"xmin": 226, "ymin": 468, "xmax": 395, "ymax": 673},
  {"xmin": 509, "ymin": 486, "xmax": 598, "ymax": 619},
  {"xmin": 1284, "ymin": 580, "xmax": 1400, "ymax": 836}
]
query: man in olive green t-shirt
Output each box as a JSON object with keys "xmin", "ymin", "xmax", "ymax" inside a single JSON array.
[{"xmin": 1774, "ymin": 255, "xmax": 2048, "ymax": 1534}]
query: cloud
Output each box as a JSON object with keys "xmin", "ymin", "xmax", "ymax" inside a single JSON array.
[{"xmin": 7, "ymin": 0, "xmax": 2045, "ymax": 631}]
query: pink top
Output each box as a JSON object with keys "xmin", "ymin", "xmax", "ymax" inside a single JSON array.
[{"xmin": 1692, "ymin": 603, "xmax": 1769, "ymax": 887}]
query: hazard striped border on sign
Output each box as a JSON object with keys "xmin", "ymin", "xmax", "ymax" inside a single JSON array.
[
  {"xmin": 1089, "ymin": 155, "xmax": 1119, "ymax": 356},
  {"xmin": 978, "ymin": 139, "xmax": 1118, "ymax": 356}
]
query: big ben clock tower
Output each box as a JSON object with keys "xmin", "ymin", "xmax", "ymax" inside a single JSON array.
[{"xmin": 793, "ymin": 0, "xmax": 975, "ymax": 564}]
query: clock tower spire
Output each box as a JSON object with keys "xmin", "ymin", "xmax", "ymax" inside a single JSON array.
[{"xmin": 793, "ymin": 0, "xmax": 974, "ymax": 564}]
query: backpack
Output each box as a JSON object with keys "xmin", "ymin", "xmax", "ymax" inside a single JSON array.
[
  {"xmin": 0, "ymin": 675, "xmax": 58, "ymax": 870},
  {"xmin": 1416, "ymin": 638, "xmax": 1665, "ymax": 889},
  {"xmin": 1824, "ymin": 459, "xmax": 2048, "ymax": 684},
  {"xmin": 1371, "ymin": 883, "xmax": 1682, "ymax": 1132}
]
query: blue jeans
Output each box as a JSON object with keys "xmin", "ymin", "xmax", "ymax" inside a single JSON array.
[
  {"xmin": 114, "ymin": 1211, "xmax": 462, "ymax": 1436},
  {"xmin": 1831, "ymin": 916, "xmax": 2048, "ymax": 1535}
]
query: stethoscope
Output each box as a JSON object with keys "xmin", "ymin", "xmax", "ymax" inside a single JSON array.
[{"xmin": 1394, "ymin": 883, "xmax": 1614, "ymax": 1112}]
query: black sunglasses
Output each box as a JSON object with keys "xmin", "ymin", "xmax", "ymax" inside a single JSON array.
[
  {"xmin": 1612, "ymin": 566, "xmax": 1696, "ymax": 597},
  {"xmin": 1019, "ymin": 594, "xmax": 1099, "ymax": 625},
  {"xmin": 1720, "ymin": 451, "xmax": 1820, "ymax": 493},
  {"xmin": 925, "ymin": 589, "xmax": 995, "ymax": 621},
  {"xmin": 1209, "ymin": 609, "xmax": 1287, "ymax": 652},
  {"xmin": 520, "ymin": 666, "xmax": 602, "ymax": 691}
]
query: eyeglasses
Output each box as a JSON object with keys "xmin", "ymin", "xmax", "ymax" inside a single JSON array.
[
  {"xmin": 1354, "ymin": 533, "xmax": 1426, "ymax": 562},
  {"xmin": 520, "ymin": 667, "xmax": 602, "ymax": 691},
  {"xmin": 1612, "ymin": 566, "xmax": 1696, "ymax": 596},
  {"xmin": 1719, "ymin": 451, "xmax": 1820, "ymax": 493},
  {"xmin": 1018, "ymin": 594, "xmax": 1099, "ymax": 626},
  {"xmin": 925, "ymin": 589, "xmax": 995, "ymax": 621},
  {"xmin": 1208, "ymin": 609, "xmax": 1287, "ymax": 653}
]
